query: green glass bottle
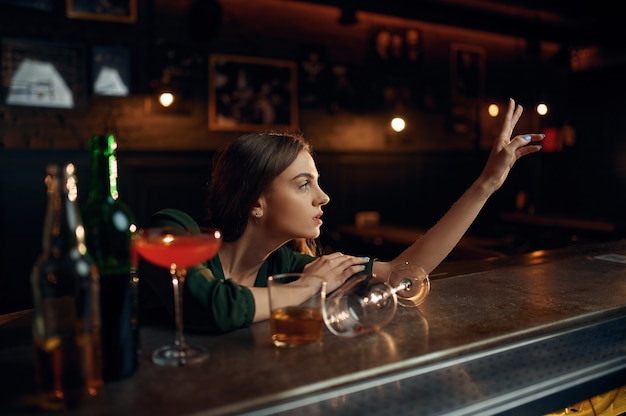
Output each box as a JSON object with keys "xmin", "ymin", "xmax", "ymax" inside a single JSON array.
[
  {"xmin": 31, "ymin": 163, "xmax": 103, "ymax": 410},
  {"xmin": 82, "ymin": 134, "xmax": 139, "ymax": 382}
]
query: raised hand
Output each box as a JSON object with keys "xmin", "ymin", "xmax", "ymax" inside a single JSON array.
[{"xmin": 479, "ymin": 98, "xmax": 544, "ymax": 193}]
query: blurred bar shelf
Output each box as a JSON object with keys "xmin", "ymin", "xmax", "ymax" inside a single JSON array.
[
  {"xmin": 500, "ymin": 212, "xmax": 618, "ymax": 234},
  {"xmin": 2, "ymin": 240, "xmax": 626, "ymax": 415},
  {"xmin": 334, "ymin": 223, "xmax": 510, "ymax": 262}
]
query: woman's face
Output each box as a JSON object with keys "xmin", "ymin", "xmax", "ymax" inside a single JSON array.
[{"xmin": 261, "ymin": 150, "xmax": 330, "ymax": 240}]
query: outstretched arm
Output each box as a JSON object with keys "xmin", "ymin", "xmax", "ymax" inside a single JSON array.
[{"xmin": 373, "ymin": 98, "xmax": 544, "ymax": 277}]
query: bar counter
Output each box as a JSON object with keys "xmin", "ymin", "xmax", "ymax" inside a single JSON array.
[{"xmin": 2, "ymin": 239, "xmax": 626, "ymax": 415}]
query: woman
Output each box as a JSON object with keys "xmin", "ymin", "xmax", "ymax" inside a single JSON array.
[{"xmin": 140, "ymin": 98, "xmax": 544, "ymax": 334}]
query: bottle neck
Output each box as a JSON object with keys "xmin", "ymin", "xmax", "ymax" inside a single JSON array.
[
  {"xmin": 87, "ymin": 134, "xmax": 120, "ymax": 202},
  {"xmin": 43, "ymin": 163, "xmax": 86, "ymax": 254}
]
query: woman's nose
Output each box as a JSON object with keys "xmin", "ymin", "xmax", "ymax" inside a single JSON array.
[{"xmin": 317, "ymin": 188, "xmax": 330, "ymax": 206}]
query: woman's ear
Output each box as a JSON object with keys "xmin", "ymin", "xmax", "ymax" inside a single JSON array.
[
  {"xmin": 251, "ymin": 197, "xmax": 264, "ymax": 219},
  {"xmin": 254, "ymin": 195, "xmax": 266, "ymax": 212}
]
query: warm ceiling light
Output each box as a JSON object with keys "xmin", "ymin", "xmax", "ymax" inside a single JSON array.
[
  {"xmin": 390, "ymin": 117, "xmax": 406, "ymax": 132},
  {"xmin": 159, "ymin": 92, "xmax": 175, "ymax": 107},
  {"xmin": 536, "ymin": 103, "xmax": 548, "ymax": 116},
  {"xmin": 488, "ymin": 103, "xmax": 499, "ymax": 117}
]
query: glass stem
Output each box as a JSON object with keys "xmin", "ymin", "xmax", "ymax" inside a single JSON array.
[
  {"xmin": 171, "ymin": 266, "xmax": 187, "ymax": 351},
  {"xmin": 394, "ymin": 279, "xmax": 411, "ymax": 295}
]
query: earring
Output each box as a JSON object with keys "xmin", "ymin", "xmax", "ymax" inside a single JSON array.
[{"xmin": 255, "ymin": 211, "xmax": 261, "ymax": 218}]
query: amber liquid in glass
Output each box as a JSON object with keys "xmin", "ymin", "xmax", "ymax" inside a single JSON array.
[
  {"xmin": 270, "ymin": 306, "xmax": 323, "ymax": 347},
  {"xmin": 34, "ymin": 333, "xmax": 103, "ymax": 410}
]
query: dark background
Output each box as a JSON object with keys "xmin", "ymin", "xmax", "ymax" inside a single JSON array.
[{"xmin": 1, "ymin": 0, "xmax": 626, "ymax": 314}]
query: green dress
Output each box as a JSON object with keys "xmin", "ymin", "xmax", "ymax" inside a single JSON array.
[{"xmin": 139, "ymin": 208, "xmax": 374, "ymax": 334}]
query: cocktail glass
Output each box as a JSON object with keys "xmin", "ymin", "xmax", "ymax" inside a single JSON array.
[{"xmin": 134, "ymin": 226, "xmax": 222, "ymax": 366}]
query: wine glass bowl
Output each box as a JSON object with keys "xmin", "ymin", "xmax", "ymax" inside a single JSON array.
[
  {"xmin": 323, "ymin": 274, "xmax": 398, "ymax": 337},
  {"xmin": 388, "ymin": 262, "xmax": 430, "ymax": 308},
  {"xmin": 134, "ymin": 226, "xmax": 222, "ymax": 366}
]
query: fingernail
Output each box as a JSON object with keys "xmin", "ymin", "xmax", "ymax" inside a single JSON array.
[
  {"xmin": 360, "ymin": 265, "xmax": 366, "ymax": 269},
  {"xmin": 540, "ymin": 133, "xmax": 545, "ymax": 138},
  {"xmin": 363, "ymin": 257, "xmax": 370, "ymax": 261},
  {"xmin": 523, "ymin": 135, "xmax": 531, "ymax": 141}
]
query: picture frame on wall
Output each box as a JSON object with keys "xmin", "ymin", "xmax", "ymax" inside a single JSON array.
[
  {"xmin": 92, "ymin": 45, "xmax": 130, "ymax": 96},
  {"xmin": 1, "ymin": 37, "xmax": 87, "ymax": 110},
  {"xmin": 450, "ymin": 43, "xmax": 485, "ymax": 103},
  {"xmin": 208, "ymin": 54, "xmax": 298, "ymax": 132},
  {"xmin": 66, "ymin": 0, "xmax": 137, "ymax": 23}
]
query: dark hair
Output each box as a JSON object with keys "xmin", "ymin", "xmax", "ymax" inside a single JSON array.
[{"xmin": 206, "ymin": 132, "xmax": 318, "ymax": 254}]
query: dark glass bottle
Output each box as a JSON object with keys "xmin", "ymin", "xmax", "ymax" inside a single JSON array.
[
  {"xmin": 31, "ymin": 163, "xmax": 103, "ymax": 410},
  {"xmin": 82, "ymin": 134, "xmax": 139, "ymax": 382}
]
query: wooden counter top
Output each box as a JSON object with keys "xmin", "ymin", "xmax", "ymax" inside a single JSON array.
[{"xmin": 2, "ymin": 240, "xmax": 626, "ymax": 415}]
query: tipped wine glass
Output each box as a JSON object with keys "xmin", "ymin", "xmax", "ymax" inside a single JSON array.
[
  {"xmin": 387, "ymin": 261, "xmax": 430, "ymax": 308},
  {"xmin": 134, "ymin": 226, "xmax": 222, "ymax": 366},
  {"xmin": 322, "ymin": 262, "xmax": 430, "ymax": 337},
  {"xmin": 323, "ymin": 273, "xmax": 397, "ymax": 337}
]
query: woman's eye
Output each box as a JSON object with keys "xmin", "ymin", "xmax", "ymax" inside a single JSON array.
[{"xmin": 299, "ymin": 181, "xmax": 311, "ymax": 190}]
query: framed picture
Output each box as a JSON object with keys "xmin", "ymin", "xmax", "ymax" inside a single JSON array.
[
  {"xmin": 450, "ymin": 43, "xmax": 485, "ymax": 103},
  {"xmin": 1, "ymin": 37, "xmax": 87, "ymax": 110},
  {"xmin": 91, "ymin": 45, "xmax": 130, "ymax": 96},
  {"xmin": 66, "ymin": 0, "xmax": 137, "ymax": 23},
  {"xmin": 209, "ymin": 54, "xmax": 298, "ymax": 132}
]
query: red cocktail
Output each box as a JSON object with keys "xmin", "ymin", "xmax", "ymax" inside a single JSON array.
[
  {"xmin": 135, "ymin": 232, "xmax": 222, "ymax": 269},
  {"xmin": 135, "ymin": 227, "xmax": 222, "ymax": 366}
]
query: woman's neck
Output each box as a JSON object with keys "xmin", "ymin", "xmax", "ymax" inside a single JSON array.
[{"xmin": 218, "ymin": 232, "xmax": 284, "ymax": 285}]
